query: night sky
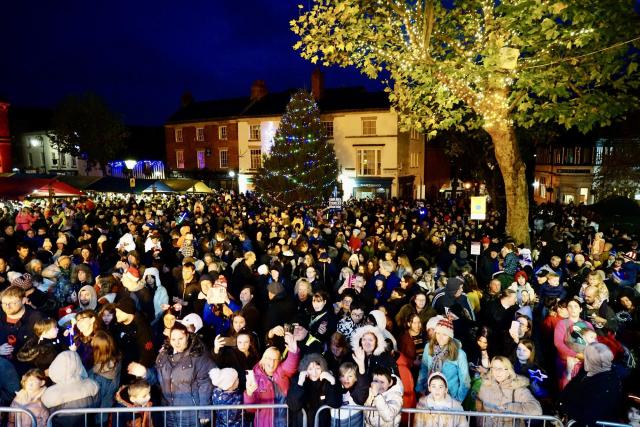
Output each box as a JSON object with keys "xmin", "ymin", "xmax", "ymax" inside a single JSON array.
[{"xmin": 1, "ymin": 1, "xmax": 380, "ymax": 125}]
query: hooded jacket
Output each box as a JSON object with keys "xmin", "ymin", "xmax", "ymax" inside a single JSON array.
[
  {"xmin": 142, "ymin": 267, "xmax": 169, "ymax": 319},
  {"xmin": 364, "ymin": 374, "xmax": 404, "ymax": 427},
  {"xmin": 415, "ymin": 373, "xmax": 467, "ymax": 427},
  {"xmin": 351, "ymin": 325, "xmax": 398, "ymax": 377},
  {"xmin": 416, "ymin": 339, "xmax": 470, "ymax": 402},
  {"xmin": 78, "ymin": 284, "xmax": 98, "ymax": 311},
  {"xmin": 114, "ymin": 385, "xmax": 154, "ymax": 427},
  {"xmin": 476, "ymin": 373, "xmax": 542, "ymax": 427},
  {"xmin": 40, "ymin": 351, "xmax": 99, "ymax": 411}
]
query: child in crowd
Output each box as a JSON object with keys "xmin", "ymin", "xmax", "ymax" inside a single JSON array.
[
  {"xmin": 331, "ymin": 361, "xmax": 370, "ymax": 427},
  {"xmin": 415, "ymin": 372, "xmax": 467, "ymax": 427},
  {"xmin": 364, "ymin": 366, "xmax": 404, "ymax": 427},
  {"xmin": 16, "ymin": 318, "xmax": 64, "ymax": 371},
  {"xmin": 114, "ymin": 379, "xmax": 154, "ymax": 427},
  {"xmin": 336, "ymin": 301, "xmax": 366, "ymax": 340},
  {"xmin": 209, "ymin": 367, "xmax": 242, "ymax": 427},
  {"xmin": 8, "ymin": 369, "xmax": 49, "ymax": 427}
]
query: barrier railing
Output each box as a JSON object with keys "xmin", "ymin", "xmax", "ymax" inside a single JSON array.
[
  {"xmin": 0, "ymin": 407, "xmax": 37, "ymax": 427},
  {"xmin": 47, "ymin": 403, "xmax": 305, "ymax": 427},
  {"xmin": 317, "ymin": 405, "xmax": 565, "ymax": 427}
]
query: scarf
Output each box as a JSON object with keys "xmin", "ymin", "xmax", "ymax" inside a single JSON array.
[{"xmin": 430, "ymin": 344, "xmax": 450, "ymax": 377}]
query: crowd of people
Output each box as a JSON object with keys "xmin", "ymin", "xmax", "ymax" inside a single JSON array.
[{"xmin": 0, "ymin": 192, "xmax": 639, "ymax": 427}]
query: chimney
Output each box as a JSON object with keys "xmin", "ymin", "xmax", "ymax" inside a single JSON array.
[
  {"xmin": 181, "ymin": 91, "xmax": 194, "ymax": 107},
  {"xmin": 250, "ymin": 80, "xmax": 268, "ymax": 101},
  {"xmin": 311, "ymin": 68, "xmax": 324, "ymax": 100}
]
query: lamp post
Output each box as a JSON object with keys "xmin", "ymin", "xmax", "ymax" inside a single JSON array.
[
  {"xmin": 124, "ymin": 159, "xmax": 137, "ymax": 191},
  {"xmin": 30, "ymin": 137, "xmax": 46, "ymax": 173},
  {"xmin": 228, "ymin": 170, "xmax": 236, "ymax": 193}
]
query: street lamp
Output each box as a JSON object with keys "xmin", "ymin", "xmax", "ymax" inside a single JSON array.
[
  {"xmin": 124, "ymin": 159, "xmax": 137, "ymax": 190},
  {"xmin": 30, "ymin": 137, "xmax": 46, "ymax": 173}
]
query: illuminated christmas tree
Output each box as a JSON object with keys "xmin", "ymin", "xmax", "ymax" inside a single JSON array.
[{"xmin": 254, "ymin": 90, "xmax": 339, "ymax": 207}]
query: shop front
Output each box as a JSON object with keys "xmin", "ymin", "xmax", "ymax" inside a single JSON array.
[{"xmin": 352, "ymin": 176, "xmax": 394, "ymax": 200}]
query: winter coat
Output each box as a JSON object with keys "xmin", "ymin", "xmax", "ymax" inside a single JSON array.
[
  {"xmin": 287, "ymin": 377, "xmax": 342, "ymax": 427},
  {"xmin": 415, "ymin": 394, "xmax": 468, "ymax": 427},
  {"xmin": 40, "ymin": 351, "xmax": 99, "ymax": 427},
  {"xmin": 148, "ymin": 337, "xmax": 216, "ymax": 427},
  {"xmin": 264, "ymin": 291, "xmax": 296, "ymax": 334},
  {"xmin": 351, "ymin": 325, "xmax": 399, "ymax": 378},
  {"xmin": 416, "ymin": 340, "xmax": 470, "ymax": 402},
  {"xmin": 142, "ymin": 267, "xmax": 169, "ymax": 320},
  {"xmin": 395, "ymin": 351, "xmax": 416, "ymax": 410},
  {"xmin": 243, "ymin": 348, "xmax": 301, "ymax": 427},
  {"xmin": 560, "ymin": 369, "xmax": 622, "ymax": 427},
  {"xmin": 114, "ymin": 385, "xmax": 154, "ymax": 427},
  {"xmin": 364, "ymin": 374, "xmax": 404, "ymax": 427},
  {"xmin": 211, "ymin": 387, "xmax": 243, "ymax": 427},
  {"xmin": 8, "ymin": 390, "xmax": 49, "ymax": 427},
  {"xmin": 476, "ymin": 373, "xmax": 542, "ymax": 427},
  {"xmin": 16, "ymin": 336, "xmax": 64, "ymax": 371},
  {"xmin": 89, "ymin": 359, "xmax": 122, "ymax": 424}
]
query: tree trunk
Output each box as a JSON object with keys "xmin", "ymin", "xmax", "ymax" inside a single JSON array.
[{"xmin": 485, "ymin": 124, "xmax": 530, "ymax": 246}]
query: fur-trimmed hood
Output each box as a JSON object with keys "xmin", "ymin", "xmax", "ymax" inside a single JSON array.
[{"xmin": 350, "ymin": 325, "xmax": 387, "ymax": 356}]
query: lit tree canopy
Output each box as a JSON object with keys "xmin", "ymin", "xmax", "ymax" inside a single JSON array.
[
  {"xmin": 254, "ymin": 90, "xmax": 340, "ymax": 207},
  {"xmin": 292, "ymin": 0, "xmax": 640, "ymax": 244},
  {"xmin": 49, "ymin": 93, "xmax": 128, "ymax": 173}
]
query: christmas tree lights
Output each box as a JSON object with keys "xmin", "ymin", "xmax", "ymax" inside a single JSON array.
[{"xmin": 254, "ymin": 90, "xmax": 340, "ymax": 207}]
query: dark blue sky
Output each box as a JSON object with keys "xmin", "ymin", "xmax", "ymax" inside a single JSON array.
[{"xmin": 1, "ymin": 1, "xmax": 380, "ymax": 125}]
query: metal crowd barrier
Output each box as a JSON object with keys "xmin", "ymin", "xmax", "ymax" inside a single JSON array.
[
  {"xmin": 47, "ymin": 403, "xmax": 305, "ymax": 427},
  {"xmin": 0, "ymin": 407, "xmax": 37, "ymax": 427},
  {"xmin": 317, "ymin": 405, "xmax": 565, "ymax": 427}
]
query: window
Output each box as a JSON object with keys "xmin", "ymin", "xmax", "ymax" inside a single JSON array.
[
  {"xmin": 196, "ymin": 127, "xmax": 205, "ymax": 142},
  {"xmin": 250, "ymin": 149, "xmax": 262, "ymax": 169},
  {"xmin": 410, "ymin": 152, "xmax": 420, "ymax": 168},
  {"xmin": 362, "ymin": 117, "xmax": 377, "ymax": 136},
  {"xmin": 539, "ymin": 177, "xmax": 546, "ymax": 198},
  {"xmin": 356, "ymin": 149, "xmax": 381, "ymax": 176},
  {"xmin": 28, "ymin": 152, "xmax": 33, "ymax": 168},
  {"xmin": 249, "ymin": 125, "xmax": 261, "ymax": 141},
  {"xmin": 322, "ymin": 121, "xmax": 334, "ymax": 138},
  {"xmin": 197, "ymin": 150, "xmax": 206, "ymax": 169},
  {"xmin": 579, "ymin": 187, "xmax": 589, "ymax": 204},
  {"xmin": 41, "ymin": 151, "xmax": 45, "ymax": 165},
  {"xmin": 61, "ymin": 154, "xmax": 66, "ymax": 167},
  {"xmin": 219, "ymin": 149, "xmax": 229, "ymax": 168},
  {"xmin": 175, "ymin": 128, "xmax": 183, "ymax": 143},
  {"xmin": 410, "ymin": 128, "xmax": 420, "ymax": 140},
  {"xmin": 175, "ymin": 150, "xmax": 184, "ymax": 169},
  {"xmin": 51, "ymin": 152, "xmax": 58, "ymax": 165},
  {"xmin": 219, "ymin": 126, "xmax": 227, "ymax": 140},
  {"xmin": 72, "ymin": 156, "xmax": 77, "ymax": 167}
]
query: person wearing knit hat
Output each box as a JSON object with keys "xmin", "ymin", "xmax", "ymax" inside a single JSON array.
[
  {"xmin": 116, "ymin": 297, "xmax": 137, "ymax": 316},
  {"xmin": 508, "ymin": 271, "xmax": 537, "ymax": 307},
  {"xmin": 415, "ymin": 371, "xmax": 466, "ymax": 427},
  {"xmin": 415, "ymin": 316, "xmax": 470, "ymax": 402},
  {"xmin": 210, "ymin": 367, "xmax": 243, "ymax": 424},
  {"xmin": 121, "ymin": 267, "xmax": 142, "ymax": 290}
]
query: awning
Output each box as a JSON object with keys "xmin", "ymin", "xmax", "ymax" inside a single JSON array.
[
  {"xmin": 162, "ymin": 179, "xmax": 213, "ymax": 193},
  {"xmin": 56, "ymin": 175, "xmax": 103, "ymax": 190},
  {"xmin": 86, "ymin": 177, "xmax": 160, "ymax": 194},
  {"xmin": 0, "ymin": 177, "xmax": 83, "ymax": 199}
]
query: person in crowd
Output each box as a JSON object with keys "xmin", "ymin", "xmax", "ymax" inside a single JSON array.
[
  {"xmin": 88, "ymin": 330, "xmax": 121, "ymax": 425},
  {"xmin": 331, "ymin": 361, "xmax": 370, "ymax": 426},
  {"xmin": 127, "ymin": 322, "xmax": 215, "ymax": 427},
  {"xmin": 415, "ymin": 372, "xmax": 468, "ymax": 427},
  {"xmin": 287, "ymin": 353, "xmax": 341, "ymax": 427},
  {"xmin": 8, "ymin": 368, "xmax": 49, "ymax": 427},
  {"xmin": 212, "ymin": 328, "xmax": 259, "ymax": 391},
  {"xmin": 336, "ymin": 299, "xmax": 366, "ymax": 340},
  {"xmin": 351, "ymin": 324, "xmax": 398, "ymax": 378},
  {"xmin": 244, "ymin": 330, "xmax": 300, "ymax": 426},
  {"xmin": 476, "ymin": 356, "xmax": 542, "ymax": 427},
  {"xmin": 209, "ymin": 367, "xmax": 243, "ymax": 427},
  {"xmin": 554, "ymin": 298, "xmax": 594, "ymax": 389},
  {"xmin": 114, "ymin": 379, "xmax": 154, "ymax": 427},
  {"xmin": 560, "ymin": 343, "xmax": 623, "ymax": 426},
  {"xmin": 399, "ymin": 313, "xmax": 427, "ymax": 379},
  {"xmin": 363, "ymin": 366, "xmax": 404, "ymax": 427},
  {"xmin": 512, "ymin": 339, "xmax": 550, "ymax": 403},
  {"xmin": 40, "ymin": 351, "xmax": 99, "ymax": 427},
  {"xmin": 16, "ymin": 318, "xmax": 64, "ymax": 371},
  {"xmin": 416, "ymin": 318, "xmax": 470, "ymax": 402}
]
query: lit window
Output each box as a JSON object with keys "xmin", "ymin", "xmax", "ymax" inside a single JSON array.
[
  {"xmin": 175, "ymin": 128, "xmax": 183, "ymax": 143},
  {"xmin": 249, "ymin": 125, "xmax": 261, "ymax": 141},
  {"xmin": 410, "ymin": 152, "xmax": 420, "ymax": 168},
  {"xmin": 250, "ymin": 149, "xmax": 262, "ymax": 169},
  {"xmin": 219, "ymin": 149, "xmax": 229, "ymax": 168},
  {"xmin": 357, "ymin": 149, "xmax": 381, "ymax": 176},
  {"xmin": 410, "ymin": 128, "xmax": 420, "ymax": 140},
  {"xmin": 196, "ymin": 128, "xmax": 205, "ymax": 142},
  {"xmin": 175, "ymin": 150, "xmax": 184, "ymax": 169},
  {"xmin": 322, "ymin": 121, "xmax": 334, "ymax": 138},
  {"xmin": 362, "ymin": 117, "xmax": 377, "ymax": 136},
  {"xmin": 197, "ymin": 150, "xmax": 206, "ymax": 169},
  {"xmin": 219, "ymin": 126, "xmax": 227, "ymax": 140}
]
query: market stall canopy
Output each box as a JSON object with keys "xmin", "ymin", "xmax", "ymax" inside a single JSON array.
[
  {"xmin": 0, "ymin": 176, "xmax": 83, "ymax": 199},
  {"xmin": 162, "ymin": 179, "xmax": 213, "ymax": 194},
  {"xmin": 85, "ymin": 177, "xmax": 161, "ymax": 194},
  {"xmin": 56, "ymin": 175, "xmax": 103, "ymax": 191}
]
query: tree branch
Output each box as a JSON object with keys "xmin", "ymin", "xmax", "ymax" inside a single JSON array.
[
  {"xmin": 423, "ymin": 0, "xmax": 435, "ymax": 56},
  {"xmin": 568, "ymin": 81, "xmax": 584, "ymax": 97},
  {"xmin": 507, "ymin": 92, "xmax": 527, "ymax": 114}
]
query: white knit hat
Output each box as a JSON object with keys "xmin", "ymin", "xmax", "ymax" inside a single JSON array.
[
  {"xmin": 426, "ymin": 315, "xmax": 445, "ymax": 332},
  {"xmin": 209, "ymin": 367, "xmax": 238, "ymax": 391}
]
